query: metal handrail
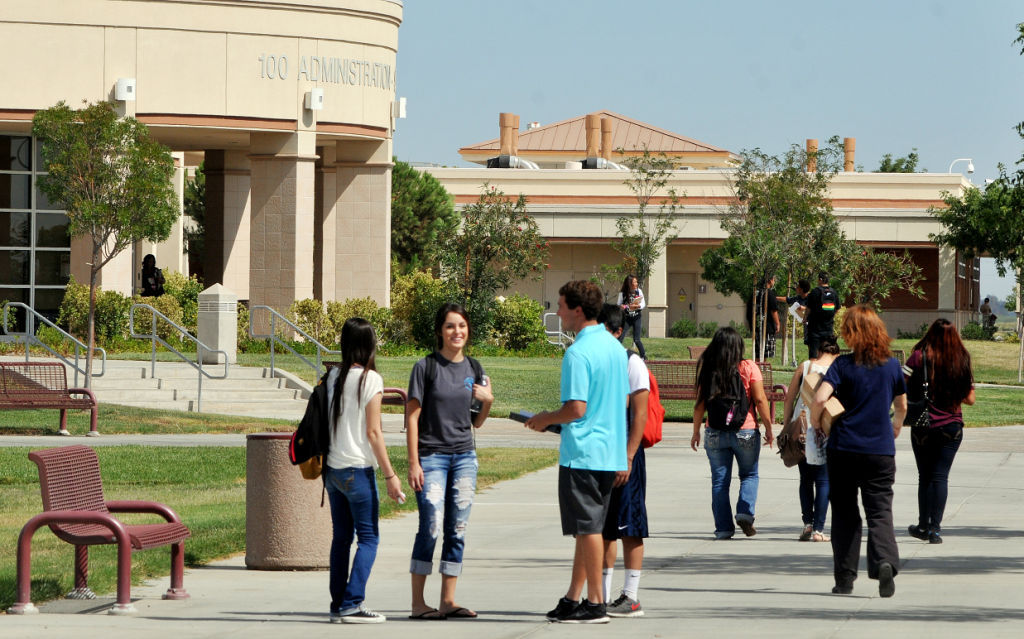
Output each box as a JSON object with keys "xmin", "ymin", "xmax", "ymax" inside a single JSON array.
[
  {"xmin": 1, "ymin": 302, "xmax": 107, "ymax": 386},
  {"xmin": 543, "ymin": 312, "xmax": 573, "ymax": 350},
  {"xmin": 129, "ymin": 303, "xmax": 228, "ymax": 412},
  {"xmin": 248, "ymin": 305, "xmax": 340, "ymax": 380}
]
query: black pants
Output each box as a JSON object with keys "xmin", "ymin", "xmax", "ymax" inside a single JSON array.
[
  {"xmin": 620, "ymin": 312, "xmax": 646, "ymax": 359},
  {"xmin": 911, "ymin": 423, "xmax": 963, "ymax": 532},
  {"xmin": 826, "ymin": 448, "xmax": 899, "ymax": 584},
  {"xmin": 806, "ymin": 331, "xmax": 830, "ymax": 359}
]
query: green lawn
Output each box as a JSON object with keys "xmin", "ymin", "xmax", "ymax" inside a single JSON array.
[{"xmin": 0, "ymin": 445, "xmax": 558, "ymax": 611}]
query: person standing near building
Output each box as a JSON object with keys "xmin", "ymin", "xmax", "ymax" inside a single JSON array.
[
  {"xmin": 753, "ymin": 275, "xmax": 780, "ymax": 360},
  {"xmin": 526, "ymin": 280, "xmax": 628, "ymax": 624},
  {"xmin": 597, "ymin": 304, "xmax": 650, "ymax": 618},
  {"xmin": 979, "ymin": 298, "xmax": 995, "ymax": 329},
  {"xmin": 140, "ymin": 254, "xmax": 165, "ymax": 297},
  {"xmin": 617, "ymin": 275, "xmax": 647, "ymax": 360},
  {"xmin": 805, "ymin": 272, "xmax": 839, "ymax": 358}
]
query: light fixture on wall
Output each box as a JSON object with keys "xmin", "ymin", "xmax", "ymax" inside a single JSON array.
[
  {"xmin": 115, "ymin": 78, "xmax": 136, "ymax": 102},
  {"xmin": 304, "ymin": 88, "xmax": 324, "ymax": 111},
  {"xmin": 948, "ymin": 158, "xmax": 974, "ymax": 174}
]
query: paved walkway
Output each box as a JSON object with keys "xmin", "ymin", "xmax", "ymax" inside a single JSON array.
[{"xmin": 4, "ymin": 425, "xmax": 1024, "ymax": 637}]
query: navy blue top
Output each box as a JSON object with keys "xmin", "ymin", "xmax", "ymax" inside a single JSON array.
[{"xmin": 823, "ymin": 354, "xmax": 906, "ymax": 456}]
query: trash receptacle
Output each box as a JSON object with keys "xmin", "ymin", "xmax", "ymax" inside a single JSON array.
[{"xmin": 245, "ymin": 432, "xmax": 331, "ymax": 570}]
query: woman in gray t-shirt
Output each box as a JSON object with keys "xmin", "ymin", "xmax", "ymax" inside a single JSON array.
[{"xmin": 406, "ymin": 303, "xmax": 493, "ymax": 619}]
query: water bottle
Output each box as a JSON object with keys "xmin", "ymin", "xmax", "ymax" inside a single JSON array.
[{"xmin": 470, "ymin": 376, "xmax": 488, "ymax": 416}]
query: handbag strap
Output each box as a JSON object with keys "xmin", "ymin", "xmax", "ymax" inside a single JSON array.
[{"xmin": 921, "ymin": 351, "xmax": 930, "ymax": 402}]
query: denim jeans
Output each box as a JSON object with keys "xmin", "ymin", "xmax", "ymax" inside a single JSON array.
[
  {"xmin": 911, "ymin": 423, "xmax": 963, "ymax": 532},
  {"xmin": 704, "ymin": 428, "xmax": 760, "ymax": 538},
  {"xmin": 618, "ymin": 313, "xmax": 646, "ymax": 359},
  {"xmin": 325, "ymin": 466, "xmax": 379, "ymax": 614},
  {"xmin": 798, "ymin": 460, "xmax": 830, "ymax": 531},
  {"xmin": 411, "ymin": 451, "xmax": 478, "ymax": 576}
]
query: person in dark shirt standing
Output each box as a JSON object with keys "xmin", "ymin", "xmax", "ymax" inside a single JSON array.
[
  {"xmin": 753, "ymin": 275, "xmax": 779, "ymax": 361},
  {"xmin": 804, "ymin": 273, "xmax": 839, "ymax": 358}
]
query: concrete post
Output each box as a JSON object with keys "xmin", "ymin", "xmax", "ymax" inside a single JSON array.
[{"xmin": 197, "ymin": 284, "xmax": 238, "ymax": 364}]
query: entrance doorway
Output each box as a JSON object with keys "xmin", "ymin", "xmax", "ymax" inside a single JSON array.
[{"xmin": 667, "ymin": 273, "xmax": 697, "ymax": 332}]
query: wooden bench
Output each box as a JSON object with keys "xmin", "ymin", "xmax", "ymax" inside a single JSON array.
[
  {"xmin": 647, "ymin": 359, "xmax": 788, "ymax": 422},
  {"xmin": 0, "ymin": 362, "xmax": 98, "ymax": 436},
  {"xmin": 8, "ymin": 445, "xmax": 191, "ymax": 615}
]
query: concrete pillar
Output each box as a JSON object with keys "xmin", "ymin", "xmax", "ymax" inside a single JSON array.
[
  {"xmin": 333, "ymin": 139, "xmax": 392, "ymax": 306},
  {"xmin": 647, "ymin": 252, "xmax": 669, "ymax": 338},
  {"xmin": 248, "ymin": 132, "xmax": 317, "ymax": 313},
  {"xmin": 938, "ymin": 245, "xmax": 957, "ymax": 320},
  {"xmin": 499, "ymin": 112, "xmax": 516, "ymax": 156},
  {"xmin": 806, "ymin": 139, "xmax": 818, "ymax": 173},
  {"xmin": 204, "ymin": 150, "xmax": 252, "ymax": 299},
  {"xmin": 843, "ymin": 137, "xmax": 856, "ymax": 172},
  {"xmin": 197, "ymin": 284, "xmax": 238, "ymax": 364},
  {"xmin": 601, "ymin": 117, "xmax": 614, "ymax": 160},
  {"xmin": 585, "ymin": 113, "xmax": 601, "ymax": 157},
  {"xmin": 314, "ymin": 145, "xmax": 338, "ymax": 301}
]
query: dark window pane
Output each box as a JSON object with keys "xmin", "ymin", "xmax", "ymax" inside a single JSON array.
[
  {"xmin": 35, "ymin": 251, "xmax": 70, "ymax": 285},
  {"xmin": 1, "ymin": 211, "xmax": 32, "ymax": 247},
  {"xmin": 0, "ymin": 136, "xmax": 32, "ymax": 171},
  {"xmin": 33, "ymin": 288, "xmax": 66, "ymax": 321},
  {"xmin": 35, "ymin": 184, "xmax": 63, "ymax": 211},
  {"xmin": 36, "ymin": 212, "xmax": 70, "ymax": 247},
  {"xmin": 0, "ymin": 250, "xmax": 30, "ymax": 284},
  {"xmin": 0, "ymin": 287, "xmax": 29, "ymax": 333},
  {"xmin": 0, "ymin": 174, "xmax": 31, "ymax": 209}
]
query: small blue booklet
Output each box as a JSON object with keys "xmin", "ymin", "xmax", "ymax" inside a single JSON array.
[{"xmin": 509, "ymin": 410, "xmax": 561, "ymax": 434}]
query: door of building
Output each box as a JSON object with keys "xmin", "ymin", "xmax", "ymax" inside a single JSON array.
[{"xmin": 667, "ymin": 273, "xmax": 697, "ymax": 333}]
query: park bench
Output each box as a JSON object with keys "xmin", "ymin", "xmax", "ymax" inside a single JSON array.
[
  {"xmin": 8, "ymin": 445, "xmax": 191, "ymax": 615},
  {"xmin": 0, "ymin": 362, "xmax": 98, "ymax": 436},
  {"xmin": 646, "ymin": 359, "xmax": 788, "ymax": 422},
  {"xmin": 321, "ymin": 362, "xmax": 408, "ymax": 415}
]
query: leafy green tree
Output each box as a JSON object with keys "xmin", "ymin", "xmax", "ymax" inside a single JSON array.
[
  {"xmin": 844, "ymin": 247, "xmax": 925, "ymax": 308},
  {"xmin": 436, "ymin": 184, "xmax": 548, "ymax": 339},
  {"xmin": 33, "ymin": 101, "xmax": 178, "ymax": 386},
  {"xmin": 613, "ymin": 147, "xmax": 682, "ymax": 288},
  {"xmin": 391, "ymin": 160, "xmax": 457, "ymax": 271},
  {"xmin": 183, "ymin": 162, "xmax": 205, "ymax": 280},
  {"xmin": 877, "ymin": 149, "xmax": 921, "ymax": 173}
]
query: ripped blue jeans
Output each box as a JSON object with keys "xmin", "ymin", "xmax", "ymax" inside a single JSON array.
[{"xmin": 410, "ymin": 451, "xmax": 478, "ymax": 576}]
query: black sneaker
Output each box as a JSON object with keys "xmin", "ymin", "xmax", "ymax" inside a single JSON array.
[
  {"xmin": 557, "ymin": 600, "xmax": 610, "ymax": 624},
  {"xmin": 908, "ymin": 524, "xmax": 929, "ymax": 540},
  {"xmin": 606, "ymin": 592, "xmax": 644, "ymax": 618},
  {"xmin": 546, "ymin": 597, "xmax": 579, "ymax": 621},
  {"xmin": 878, "ymin": 562, "xmax": 896, "ymax": 598}
]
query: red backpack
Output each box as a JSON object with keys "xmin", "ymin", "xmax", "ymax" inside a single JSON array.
[{"xmin": 631, "ymin": 354, "xmax": 665, "ymax": 447}]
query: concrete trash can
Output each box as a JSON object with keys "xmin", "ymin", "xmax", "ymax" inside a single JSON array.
[{"xmin": 245, "ymin": 433, "xmax": 332, "ymax": 570}]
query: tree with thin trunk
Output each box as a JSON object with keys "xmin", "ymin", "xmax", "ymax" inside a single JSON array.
[{"xmin": 33, "ymin": 101, "xmax": 178, "ymax": 388}]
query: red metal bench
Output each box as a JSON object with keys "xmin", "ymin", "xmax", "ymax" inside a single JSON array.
[
  {"xmin": 0, "ymin": 362, "xmax": 98, "ymax": 436},
  {"xmin": 646, "ymin": 359, "xmax": 788, "ymax": 421},
  {"xmin": 8, "ymin": 445, "xmax": 191, "ymax": 615}
]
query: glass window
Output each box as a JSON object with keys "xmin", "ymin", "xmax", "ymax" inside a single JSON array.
[
  {"xmin": 33, "ymin": 288, "xmax": 66, "ymax": 321},
  {"xmin": 0, "ymin": 287, "xmax": 29, "ymax": 333},
  {"xmin": 35, "ymin": 251, "xmax": 71, "ymax": 285},
  {"xmin": 36, "ymin": 212, "xmax": 70, "ymax": 247},
  {"xmin": 0, "ymin": 174, "xmax": 32, "ymax": 209},
  {"xmin": 0, "ymin": 136, "xmax": 32, "ymax": 171},
  {"xmin": 0, "ymin": 249, "xmax": 30, "ymax": 285},
  {"xmin": 35, "ymin": 183, "xmax": 63, "ymax": 211},
  {"xmin": 1, "ymin": 211, "xmax": 32, "ymax": 247}
]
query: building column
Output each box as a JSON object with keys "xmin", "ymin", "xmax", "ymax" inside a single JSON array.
[
  {"xmin": 332, "ymin": 139, "xmax": 392, "ymax": 306},
  {"xmin": 938, "ymin": 245, "xmax": 957, "ymax": 326},
  {"xmin": 249, "ymin": 131, "xmax": 317, "ymax": 312},
  {"xmin": 315, "ymin": 145, "xmax": 337, "ymax": 301},
  {"xmin": 204, "ymin": 150, "xmax": 252, "ymax": 298},
  {"xmin": 647, "ymin": 252, "xmax": 668, "ymax": 338}
]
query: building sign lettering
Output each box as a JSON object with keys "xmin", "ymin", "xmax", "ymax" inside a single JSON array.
[{"xmin": 257, "ymin": 54, "xmax": 392, "ymax": 90}]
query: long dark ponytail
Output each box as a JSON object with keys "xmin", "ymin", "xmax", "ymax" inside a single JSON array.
[
  {"xmin": 332, "ymin": 317, "xmax": 377, "ymax": 431},
  {"xmin": 696, "ymin": 326, "xmax": 745, "ymax": 404}
]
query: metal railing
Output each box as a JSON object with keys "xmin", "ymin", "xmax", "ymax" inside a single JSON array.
[
  {"xmin": 248, "ymin": 305, "xmax": 340, "ymax": 380},
  {"xmin": 129, "ymin": 303, "xmax": 228, "ymax": 412},
  {"xmin": 1, "ymin": 302, "xmax": 106, "ymax": 386},
  {"xmin": 543, "ymin": 312, "xmax": 574, "ymax": 349}
]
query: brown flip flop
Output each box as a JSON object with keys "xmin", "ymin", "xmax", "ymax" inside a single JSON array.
[
  {"xmin": 409, "ymin": 608, "xmax": 446, "ymax": 620},
  {"xmin": 443, "ymin": 607, "xmax": 478, "ymax": 619}
]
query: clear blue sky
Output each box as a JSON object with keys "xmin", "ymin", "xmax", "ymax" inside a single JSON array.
[{"xmin": 393, "ymin": 0, "xmax": 1023, "ymax": 301}]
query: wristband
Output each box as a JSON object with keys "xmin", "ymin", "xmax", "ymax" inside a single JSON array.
[{"xmin": 384, "ymin": 473, "xmax": 396, "ymax": 480}]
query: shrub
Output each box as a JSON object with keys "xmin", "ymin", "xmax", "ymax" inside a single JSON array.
[
  {"xmin": 162, "ymin": 271, "xmax": 204, "ymax": 333},
  {"xmin": 492, "ymin": 294, "xmax": 546, "ymax": 350},
  {"xmin": 288, "ymin": 298, "xmax": 329, "ymax": 343},
  {"xmin": 93, "ymin": 290, "xmax": 132, "ymax": 344},
  {"xmin": 897, "ymin": 322, "xmax": 930, "ymax": 340},
  {"xmin": 671, "ymin": 317, "xmax": 697, "ymax": 338},
  {"xmin": 697, "ymin": 321, "xmax": 718, "ymax": 338},
  {"xmin": 131, "ymin": 294, "xmax": 184, "ymax": 342},
  {"xmin": 729, "ymin": 320, "xmax": 751, "ymax": 338},
  {"xmin": 960, "ymin": 321, "xmax": 989, "ymax": 341},
  {"xmin": 369, "ymin": 306, "xmax": 409, "ymax": 349},
  {"xmin": 391, "ymin": 269, "xmax": 451, "ymax": 349},
  {"xmin": 35, "ymin": 325, "xmax": 74, "ymax": 355},
  {"xmin": 1005, "ymin": 329, "xmax": 1020, "ymax": 344},
  {"xmin": 57, "ymin": 278, "xmax": 91, "ymax": 339},
  {"xmin": 326, "ymin": 297, "xmax": 381, "ymax": 344}
]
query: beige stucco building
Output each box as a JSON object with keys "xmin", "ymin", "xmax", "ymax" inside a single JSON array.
[
  {"xmin": 427, "ymin": 111, "xmax": 980, "ymax": 337},
  {"xmin": 1, "ymin": 0, "xmax": 401, "ymax": 325}
]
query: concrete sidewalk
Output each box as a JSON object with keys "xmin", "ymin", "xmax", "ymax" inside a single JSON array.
[{"xmin": 4, "ymin": 426, "xmax": 1024, "ymax": 638}]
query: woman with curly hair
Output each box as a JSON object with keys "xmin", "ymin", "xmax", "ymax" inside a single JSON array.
[
  {"xmin": 905, "ymin": 318, "xmax": 975, "ymax": 544},
  {"xmin": 811, "ymin": 304, "xmax": 906, "ymax": 598}
]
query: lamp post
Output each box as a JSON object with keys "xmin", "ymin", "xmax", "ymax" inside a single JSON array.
[{"xmin": 948, "ymin": 158, "xmax": 975, "ymax": 174}]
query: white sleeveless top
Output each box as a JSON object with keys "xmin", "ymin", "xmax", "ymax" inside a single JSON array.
[{"xmin": 794, "ymin": 359, "xmax": 831, "ymax": 465}]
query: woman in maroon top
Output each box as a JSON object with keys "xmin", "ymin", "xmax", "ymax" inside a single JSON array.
[{"xmin": 905, "ymin": 319, "xmax": 976, "ymax": 545}]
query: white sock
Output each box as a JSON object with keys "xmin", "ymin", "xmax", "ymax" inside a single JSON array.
[
  {"xmin": 602, "ymin": 568, "xmax": 614, "ymax": 602},
  {"xmin": 623, "ymin": 569, "xmax": 642, "ymax": 600}
]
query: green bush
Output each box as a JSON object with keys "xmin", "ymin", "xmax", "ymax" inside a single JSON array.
[
  {"xmin": 671, "ymin": 317, "xmax": 697, "ymax": 338},
  {"xmin": 960, "ymin": 321, "xmax": 989, "ymax": 341},
  {"xmin": 370, "ymin": 306, "xmax": 409, "ymax": 348},
  {"xmin": 729, "ymin": 320, "xmax": 751, "ymax": 338},
  {"xmin": 326, "ymin": 297, "xmax": 381, "ymax": 344},
  {"xmin": 392, "ymin": 269, "xmax": 451, "ymax": 349},
  {"xmin": 897, "ymin": 322, "xmax": 930, "ymax": 340},
  {"xmin": 57, "ymin": 278, "xmax": 90, "ymax": 339},
  {"xmin": 697, "ymin": 321, "xmax": 718, "ymax": 338},
  {"xmin": 492, "ymin": 294, "xmax": 546, "ymax": 350},
  {"xmin": 162, "ymin": 271, "xmax": 204, "ymax": 333},
  {"xmin": 287, "ymin": 298, "xmax": 329, "ymax": 343},
  {"xmin": 131, "ymin": 294, "xmax": 184, "ymax": 342}
]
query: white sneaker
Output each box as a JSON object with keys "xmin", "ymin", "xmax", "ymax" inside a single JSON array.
[{"xmin": 331, "ymin": 606, "xmax": 386, "ymax": 624}]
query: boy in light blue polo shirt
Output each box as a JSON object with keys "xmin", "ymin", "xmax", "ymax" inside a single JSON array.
[{"xmin": 526, "ymin": 280, "xmax": 628, "ymax": 624}]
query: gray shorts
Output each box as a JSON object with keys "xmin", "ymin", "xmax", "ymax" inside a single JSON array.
[{"xmin": 558, "ymin": 465, "xmax": 616, "ymax": 535}]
